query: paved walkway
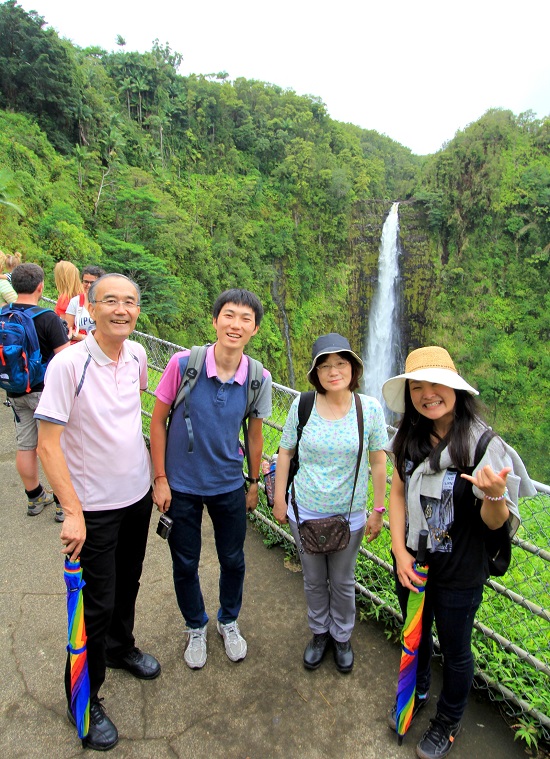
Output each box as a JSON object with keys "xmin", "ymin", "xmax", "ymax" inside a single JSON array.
[{"xmin": 0, "ymin": 407, "xmax": 526, "ymax": 759}]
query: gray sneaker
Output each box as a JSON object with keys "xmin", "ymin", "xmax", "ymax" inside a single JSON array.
[
  {"xmin": 217, "ymin": 620, "xmax": 247, "ymax": 662},
  {"xmin": 183, "ymin": 625, "xmax": 207, "ymax": 669},
  {"xmin": 27, "ymin": 489, "xmax": 54, "ymax": 516},
  {"xmin": 55, "ymin": 505, "xmax": 65, "ymax": 522}
]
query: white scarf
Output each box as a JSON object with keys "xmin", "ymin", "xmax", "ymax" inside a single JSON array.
[{"xmin": 402, "ymin": 420, "xmax": 533, "ymax": 551}]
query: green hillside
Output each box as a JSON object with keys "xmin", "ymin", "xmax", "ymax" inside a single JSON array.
[{"xmin": 0, "ymin": 1, "xmax": 548, "ymax": 480}]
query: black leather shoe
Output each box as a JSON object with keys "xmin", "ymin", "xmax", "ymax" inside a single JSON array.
[
  {"xmin": 67, "ymin": 697, "xmax": 118, "ymax": 751},
  {"xmin": 303, "ymin": 632, "xmax": 331, "ymax": 670},
  {"xmin": 333, "ymin": 639, "xmax": 354, "ymax": 673},
  {"xmin": 105, "ymin": 647, "xmax": 161, "ymax": 680}
]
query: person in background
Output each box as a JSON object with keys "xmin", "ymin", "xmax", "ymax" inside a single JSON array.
[
  {"xmin": 150, "ymin": 289, "xmax": 272, "ymax": 671},
  {"xmin": 6, "ymin": 264, "xmax": 69, "ymax": 521},
  {"xmin": 273, "ymin": 333, "xmax": 388, "ymax": 673},
  {"xmin": 54, "ymin": 260, "xmax": 83, "ymax": 320},
  {"xmin": 382, "ymin": 346, "xmax": 535, "ymax": 759},
  {"xmin": 65, "ymin": 265, "xmax": 105, "ymax": 341},
  {"xmin": 36, "ymin": 274, "xmax": 160, "ymax": 752},
  {"xmin": 0, "ymin": 250, "xmax": 18, "ymax": 306},
  {"xmin": 3, "ymin": 251, "xmax": 22, "ymax": 282}
]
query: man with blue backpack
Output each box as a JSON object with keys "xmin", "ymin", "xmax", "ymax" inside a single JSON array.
[{"xmin": 1, "ymin": 263, "xmax": 69, "ymax": 520}]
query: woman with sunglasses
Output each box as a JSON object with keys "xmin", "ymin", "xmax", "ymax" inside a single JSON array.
[{"xmin": 273, "ymin": 334, "xmax": 388, "ymax": 673}]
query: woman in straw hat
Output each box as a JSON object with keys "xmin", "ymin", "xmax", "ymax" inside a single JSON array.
[
  {"xmin": 382, "ymin": 346, "xmax": 535, "ymax": 759},
  {"xmin": 273, "ymin": 334, "xmax": 388, "ymax": 673}
]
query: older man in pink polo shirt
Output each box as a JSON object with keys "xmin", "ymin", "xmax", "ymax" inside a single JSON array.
[{"xmin": 36, "ymin": 273, "xmax": 160, "ymax": 752}]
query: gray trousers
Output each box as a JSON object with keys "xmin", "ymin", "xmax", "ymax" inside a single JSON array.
[{"xmin": 289, "ymin": 521, "xmax": 365, "ymax": 642}]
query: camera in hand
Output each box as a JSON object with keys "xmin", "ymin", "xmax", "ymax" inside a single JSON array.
[{"xmin": 156, "ymin": 514, "xmax": 173, "ymax": 540}]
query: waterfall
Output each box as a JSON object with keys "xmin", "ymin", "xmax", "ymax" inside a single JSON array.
[
  {"xmin": 272, "ymin": 277, "xmax": 295, "ymax": 388},
  {"xmin": 363, "ymin": 202, "xmax": 402, "ymax": 412}
]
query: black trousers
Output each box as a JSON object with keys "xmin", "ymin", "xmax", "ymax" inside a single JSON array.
[{"xmin": 65, "ymin": 489, "xmax": 153, "ymax": 703}]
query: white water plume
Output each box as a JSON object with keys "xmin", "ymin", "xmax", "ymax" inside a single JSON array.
[{"xmin": 363, "ymin": 202, "xmax": 401, "ymax": 412}]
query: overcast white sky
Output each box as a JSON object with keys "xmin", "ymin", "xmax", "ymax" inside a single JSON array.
[{"xmin": 17, "ymin": 0, "xmax": 550, "ymax": 155}]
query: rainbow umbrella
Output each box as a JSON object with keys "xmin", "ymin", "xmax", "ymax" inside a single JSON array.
[
  {"xmin": 395, "ymin": 529, "xmax": 429, "ymax": 745},
  {"xmin": 64, "ymin": 557, "xmax": 90, "ymax": 740}
]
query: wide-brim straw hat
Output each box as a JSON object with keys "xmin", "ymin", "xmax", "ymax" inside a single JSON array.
[
  {"xmin": 306, "ymin": 333, "xmax": 363, "ymax": 378},
  {"xmin": 382, "ymin": 346, "xmax": 478, "ymax": 413}
]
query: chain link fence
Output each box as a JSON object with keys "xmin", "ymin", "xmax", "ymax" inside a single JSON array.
[{"xmin": 39, "ymin": 301, "xmax": 550, "ymax": 737}]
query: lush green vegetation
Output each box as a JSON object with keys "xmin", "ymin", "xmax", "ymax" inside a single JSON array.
[{"xmin": 0, "ymin": 1, "xmax": 548, "ymax": 481}]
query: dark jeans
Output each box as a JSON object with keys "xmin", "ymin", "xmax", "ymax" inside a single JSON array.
[
  {"xmin": 65, "ymin": 489, "xmax": 153, "ymax": 703},
  {"xmin": 396, "ymin": 577, "xmax": 483, "ymax": 723},
  {"xmin": 168, "ymin": 486, "xmax": 247, "ymax": 628}
]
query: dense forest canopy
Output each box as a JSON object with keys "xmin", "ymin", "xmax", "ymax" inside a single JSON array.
[{"xmin": 0, "ymin": 1, "xmax": 548, "ymax": 480}]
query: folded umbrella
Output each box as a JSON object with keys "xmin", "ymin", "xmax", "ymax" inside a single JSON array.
[
  {"xmin": 395, "ymin": 529, "xmax": 429, "ymax": 745},
  {"xmin": 64, "ymin": 557, "xmax": 90, "ymax": 740}
]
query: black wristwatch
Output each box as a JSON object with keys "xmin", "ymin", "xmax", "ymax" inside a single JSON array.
[{"xmin": 245, "ymin": 476, "xmax": 259, "ymax": 484}]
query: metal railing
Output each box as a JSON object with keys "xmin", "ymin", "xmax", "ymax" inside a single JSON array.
[{"xmin": 40, "ymin": 300, "xmax": 550, "ymax": 736}]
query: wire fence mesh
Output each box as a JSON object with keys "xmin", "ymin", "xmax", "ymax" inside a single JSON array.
[{"xmin": 40, "ymin": 300, "xmax": 550, "ymax": 736}]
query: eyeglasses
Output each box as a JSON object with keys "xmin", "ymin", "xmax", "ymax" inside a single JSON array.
[
  {"xmin": 82, "ymin": 280, "xmax": 96, "ymax": 286},
  {"xmin": 317, "ymin": 360, "xmax": 351, "ymax": 374},
  {"xmin": 92, "ymin": 299, "xmax": 140, "ymax": 309}
]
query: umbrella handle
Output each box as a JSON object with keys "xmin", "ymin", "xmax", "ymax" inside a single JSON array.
[{"xmin": 416, "ymin": 529, "xmax": 429, "ymax": 564}]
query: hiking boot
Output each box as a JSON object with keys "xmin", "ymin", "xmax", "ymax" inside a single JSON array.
[
  {"xmin": 67, "ymin": 696, "xmax": 118, "ymax": 751},
  {"xmin": 184, "ymin": 625, "xmax": 207, "ymax": 669},
  {"xmin": 388, "ymin": 691, "xmax": 430, "ymax": 731},
  {"xmin": 303, "ymin": 632, "xmax": 330, "ymax": 670},
  {"xmin": 217, "ymin": 620, "xmax": 247, "ymax": 662},
  {"xmin": 333, "ymin": 639, "xmax": 354, "ymax": 673},
  {"xmin": 27, "ymin": 489, "xmax": 54, "ymax": 516},
  {"xmin": 416, "ymin": 713, "xmax": 461, "ymax": 759},
  {"xmin": 55, "ymin": 505, "xmax": 65, "ymax": 522}
]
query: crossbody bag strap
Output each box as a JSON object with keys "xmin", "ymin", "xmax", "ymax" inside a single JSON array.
[
  {"xmin": 345, "ymin": 393, "xmax": 364, "ymax": 522},
  {"xmin": 291, "ymin": 393, "xmax": 364, "ymax": 526}
]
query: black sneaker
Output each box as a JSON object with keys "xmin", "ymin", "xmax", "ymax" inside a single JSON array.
[
  {"xmin": 416, "ymin": 713, "xmax": 461, "ymax": 759},
  {"xmin": 388, "ymin": 691, "xmax": 430, "ymax": 731}
]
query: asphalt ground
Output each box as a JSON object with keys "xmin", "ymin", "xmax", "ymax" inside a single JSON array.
[{"xmin": 0, "ymin": 406, "xmax": 526, "ymax": 759}]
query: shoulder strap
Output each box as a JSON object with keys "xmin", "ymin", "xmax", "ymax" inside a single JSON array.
[
  {"xmin": 245, "ymin": 356, "xmax": 263, "ymax": 419},
  {"xmin": 169, "ymin": 345, "xmax": 208, "ymax": 453},
  {"xmin": 346, "ymin": 394, "xmax": 364, "ymax": 520},
  {"xmin": 474, "ymin": 428, "xmax": 496, "ymax": 468},
  {"xmin": 285, "ymin": 391, "xmax": 315, "ymax": 493},
  {"xmin": 172, "ymin": 345, "xmax": 207, "ymax": 412},
  {"xmin": 241, "ymin": 356, "xmax": 264, "ymax": 480},
  {"xmin": 28, "ymin": 307, "xmax": 49, "ymax": 321}
]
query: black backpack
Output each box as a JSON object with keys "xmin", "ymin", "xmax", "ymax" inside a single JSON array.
[{"xmin": 285, "ymin": 391, "xmax": 316, "ymax": 494}]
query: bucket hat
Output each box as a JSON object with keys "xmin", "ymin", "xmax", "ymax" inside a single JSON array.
[
  {"xmin": 382, "ymin": 346, "xmax": 478, "ymax": 413},
  {"xmin": 307, "ymin": 333, "xmax": 363, "ymax": 378}
]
